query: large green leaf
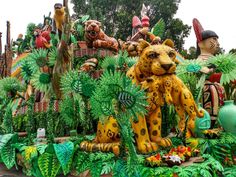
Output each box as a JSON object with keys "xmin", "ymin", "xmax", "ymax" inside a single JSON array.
[
  {"xmin": 151, "ymin": 18, "xmax": 165, "ymax": 38},
  {"xmin": 1, "ymin": 139, "xmax": 16, "ymax": 169},
  {"xmin": 0, "ymin": 134, "xmax": 15, "ymax": 151},
  {"xmin": 53, "ymin": 141, "xmax": 74, "ymax": 175},
  {"xmin": 38, "ymin": 153, "xmax": 61, "ymax": 177}
]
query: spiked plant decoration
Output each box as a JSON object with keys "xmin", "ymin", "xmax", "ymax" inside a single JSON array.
[
  {"xmin": 26, "ymin": 94, "xmax": 35, "ymax": 145},
  {"xmin": 29, "ymin": 49, "xmax": 48, "ymax": 68},
  {"xmin": 207, "ymin": 53, "xmax": 236, "ymax": 100},
  {"xmin": 1, "ymin": 101, "xmax": 14, "ymax": 134},
  {"xmin": 31, "ymin": 72, "xmax": 52, "ymax": 93},
  {"xmin": 20, "ymin": 57, "xmax": 34, "ymax": 83},
  {"xmin": 48, "ymin": 47, "xmax": 58, "ymax": 67}
]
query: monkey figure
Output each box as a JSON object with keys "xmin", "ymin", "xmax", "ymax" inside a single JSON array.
[{"xmin": 52, "ymin": 3, "xmax": 65, "ymax": 39}]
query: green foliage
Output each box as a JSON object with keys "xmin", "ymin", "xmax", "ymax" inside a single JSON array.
[
  {"xmin": 1, "ymin": 102, "xmax": 14, "ymax": 133},
  {"xmin": 48, "ymin": 47, "xmax": 58, "ymax": 67},
  {"xmin": 20, "ymin": 57, "xmax": 34, "ymax": 83},
  {"xmin": 72, "ymin": 15, "xmax": 90, "ymax": 41},
  {"xmin": 0, "ymin": 77, "xmax": 25, "ymax": 98},
  {"xmin": 60, "ymin": 70, "xmax": 97, "ymax": 98},
  {"xmin": 208, "ymin": 53, "xmax": 236, "ymax": 85},
  {"xmin": 197, "ymin": 132, "xmax": 236, "ymax": 165},
  {"xmin": 31, "ymin": 72, "xmax": 52, "ymax": 93},
  {"xmin": 223, "ymin": 165, "xmax": 236, "ymax": 177},
  {"xmin": 0, "ymin": 134, "xmax": 17, "ymax": 169},
  {"xmin": 53, "ymin": 141, "xmax": 74, "ymax": 175},
  {"xmin": 176, "ymin": 59, "xmax": 207, "ymax": 101},
  {"xmin": 90, "ymin": 71, "xmax": 148, "ymax": 121},
  {"xmin": 38, "ymin": 153, "xmax": 61, "ymax": 177},
  {"xmin": 26, "ymin": 94, "xmax": 35, "ymax": 145},
  {"xmin": 101, "ymin": 51, "xmax": 136, "ymax": 73},
  {"xmin": 29, "ymin": 49, "xmax": 48, "ymax": 68},
  {"xmin": 151, "ymin": 18, "xmax": 165, "ymax": 38}
]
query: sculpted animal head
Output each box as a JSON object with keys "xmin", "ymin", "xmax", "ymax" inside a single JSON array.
[
  {"xmin": 137, "ymin": 39, "xmax": 178, "ymax": 76},
  {"xmin": 54, "ymin": 3, "xmax": 65, "ymax": 15},
  {"xmin": 85, "ymin": 20, "xmax": 102, "ymax": 40}
]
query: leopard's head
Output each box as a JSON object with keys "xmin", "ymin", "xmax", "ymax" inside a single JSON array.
[{"xmin": 137, "ymin": 39, "xmax": 177, "ymax": 76}]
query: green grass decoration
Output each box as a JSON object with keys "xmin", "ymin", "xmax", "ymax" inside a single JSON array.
[
  {"xmin": 101, "ymin": 56, "xmax": 118, "ymax": 72},
  {"xmin": 38, "ymin": 153, "xmax": 61, "ymax": 177},
  {"xmin": 53, "ymin": 141, "xmax": 74, "ymax": 175}
]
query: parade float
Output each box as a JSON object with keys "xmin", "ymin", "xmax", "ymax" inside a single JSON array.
[{"xmin": 0, "ymin": 2, "xmax": 236, "ymax": 177}]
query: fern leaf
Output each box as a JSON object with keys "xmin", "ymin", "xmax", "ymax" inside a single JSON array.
[
  {"xmin": 53, "ymin": 141, "xmax": 74, "ymax": 175},
  {"xmin": 38, "ymin": 153, "xmax": 61, "ymax": 177}
]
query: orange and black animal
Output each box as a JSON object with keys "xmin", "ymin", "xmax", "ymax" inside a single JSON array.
[{"xmin": 52, "ymin": 3, "xmax": 65, "ymax": 39}]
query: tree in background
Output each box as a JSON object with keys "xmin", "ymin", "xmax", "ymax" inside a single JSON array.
[
  {"xmin": 229, "ymin": 48, "xmax": 236, "ymax": 54},
  {"xmin": 71, "ymin": 0, "xmax": 191, "ymax": 51}
]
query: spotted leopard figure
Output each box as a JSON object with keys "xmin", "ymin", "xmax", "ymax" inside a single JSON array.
[
  {"xmin": 141, "ymin": 74, "xmax": 204, "ymax": 138},
  {"xmin": 80, "ymin": 40, "xmax": 190, "ymax": 154}
]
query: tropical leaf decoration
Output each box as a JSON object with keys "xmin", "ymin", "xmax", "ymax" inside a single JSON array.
[
  {"xmin": 223, "ymin": 166, "xmax": 236, "ymax": 177},
  {"xmin": 207, "ymin": 53, "xmax": 236, "ymax": 85},
  {"xmin": 60, "ymin": 70, "xmax": 97, "ymax": 98},
  {"xmin": 48, "ymin": 47, "xmax": 58, "ymax": 67},
  {"xmin": 53, "ymin": 141, "xmax": 74, "ymax": 175},
  {"xmin": 90, "ymin": 71, "xmax": 148, "ymax": 121},
  {"xmin": 176, "ymin": 59, "xmax": 207, "ymax": 75},
  {"xmin": 0, "ymin": 134, "xmax": 17, "ymax": 169},
  {"xmin": 60, "ymin": 70, "xmax": 82, "ymax": 96},
  {"xmin": 1, "ymin": 139, "xmax": 16, "ymax": 169},
  {"xmin": 0, "ymin": 77, "xmax": 25, "ymax": 97},
  {"xmin": 151, "ymin": 18, "xmax": 165, "ymax": 38},
  {"xmin": 38, "ymin": 153, "xmax": 61, "ymax": 177},
  {"xmin": 126, "ymin": 57, "xmax": 137, "ymax": 68},
  {"xmin": 31, "ymin": 72, "xmax": 52, "ymax": 92}
]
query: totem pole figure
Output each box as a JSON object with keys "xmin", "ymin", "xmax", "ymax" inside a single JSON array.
[{"xmin": 193, "ymin": 18, "xmax": 224, "ymax": 124}]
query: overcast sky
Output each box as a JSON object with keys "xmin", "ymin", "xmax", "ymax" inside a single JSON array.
[{"xmin": 0, "ymin": 0, "xmax": 235, "ymax": 52}]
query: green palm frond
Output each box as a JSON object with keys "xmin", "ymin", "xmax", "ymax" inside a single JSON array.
[
  {"xmin": 0, "ymin": 77, "xmax": 25, "ymax": 97},
  {"xmin": 78, "ymin": 72, "xmax": 97, "ymax": 97},
  {"xmin": 31, "ymin": 72, "xmax": 52, "ymax": 92},
  {"xmin": 48, "ymin": 47, "xmax": 58, "ymax": 67},
  {"xmin": 207, "ymin": 53, "xmax": 236, "ymax": 85},
  {"xmin": 151, "ymin": 18, "xmax": 165, "ymax": 38}
]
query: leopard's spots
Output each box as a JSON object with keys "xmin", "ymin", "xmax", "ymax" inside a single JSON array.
[{"xmin": 140, "ymin": 128, "xmax": 146, "ymax": 136}]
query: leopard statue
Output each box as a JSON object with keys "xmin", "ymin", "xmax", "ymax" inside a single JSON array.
[
  {"xmin": 84, "ymin": 20, "xmax": 119, "ymax": 52},
  {"xmin": 80, "ymin": 39, "xmax": 203, "ymax": 154}
]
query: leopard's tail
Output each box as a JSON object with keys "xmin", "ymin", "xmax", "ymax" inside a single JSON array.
[
  {"xmin": 194, "ymin": 103, "xmax": 204, "ymax": 118},
  {"xmin": 80, "ymin": 141, "xmax": 120, "ymax": 155}
]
